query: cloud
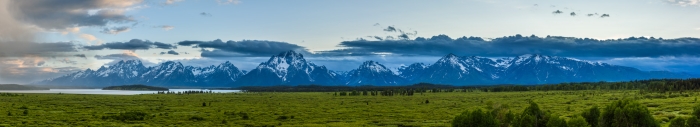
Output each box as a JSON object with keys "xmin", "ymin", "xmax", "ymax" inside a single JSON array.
[
  {"xmin": 36, "ymin": 61, "xmax": 45, "ymax": 66},
  {"xmin": 0, "ymin": 42, "xmax": 78, "ymax": 57},
  {"xmin": 100, "ymin": 26, "xmax": 131, "ymax": 34},
  {"xmin": 178, "ymin": 39, "xmax": 310, "ymax": 57},
  {"xmin": 160, "ymin": 50, "xmax": 180, "ymax": 55},
  {"xmin": 95, "ymin": 53, "xmax": 139, "ymax": 60},
  {"xmin": 216, "ymin": 0, "xmax": 241, "ymax": 5},
  {"xmin": 6, "ymin": 0, "xmax": 142, "ymax": 30},
  {"xmin": 318, "ymin": 34, "xmax": 700, "ymax": 57},
  {"xmin": 165, "ymin": 0, "xmax": 184, "ymax": 5},
  {"xmin": 58, "ymin": 58, "xmax": 77, "ymax": 65},
  {"xmin": 383, "ymin": 26, "xmax": 397, "ymax": 32},
  {"xmin": 94, "ymin": 53, "xmax": 156, "ymax": 66},
  {"xmin": 665, "ymin": 0, "xmax": 700, "ymax": 6},
  {"xmin": 154, "ymin": 25, "xmax": 174, "ymax": 31},
  {"xmin": 200, "ymin": 12, "xmax": 212, "ymax": 16},
  {"xmin": 74, "ymin": 54, "xmax": 87, "ymax": 59},
  {"xmin": 552, "ymin": 10, "xmax": 563, "ymax": 14},
  {"xmin": 84, "ymin": 39, "xmax": 176, "ymax": 50},
  {"xmin": 0, "ymin": 57, "xmax": 81, "ymax": 84}
]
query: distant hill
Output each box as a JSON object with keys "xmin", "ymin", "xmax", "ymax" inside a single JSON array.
[
  {"xmin": 0, "ymin": 84, "xmax": 49, "ymax": 90},
  {"xmin": 102, "ymin": 84, "xmax": 169, "ymax": 91}
]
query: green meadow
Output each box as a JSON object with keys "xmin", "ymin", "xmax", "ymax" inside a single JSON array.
[{"xmin": 0, "ymin": 90, "xmax": 696, "ymax": 127}]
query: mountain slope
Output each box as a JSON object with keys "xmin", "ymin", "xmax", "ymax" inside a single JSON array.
[
  {"xmin": 233, "ymin": 51, "xmax": 341, "ymax": 86},
  {"xmin": 345, "ymin": 61, "xmax": 406, "ymax": 86}
]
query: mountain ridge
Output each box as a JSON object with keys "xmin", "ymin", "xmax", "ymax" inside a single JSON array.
[{"xmin": 37, "ymin": 51, "xmax": 694, "ymax": 87}]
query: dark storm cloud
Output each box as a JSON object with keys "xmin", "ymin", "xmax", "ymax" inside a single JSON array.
[
  {"xmin": 383, "ymin": 26, "xmax": 397, "ymax": 32},
  {"xmin": 83, "ymin": 39, "xmax": 176, "ymax": 50},
  {"xmin": 178, "ymin": 39, "xmax": 310, "ymax": 57},
  {"xmin": 160, "ymin": 50, "xmax": 179, "ymax": 55},
  {"xmin": 6, "ymin": 0, "xmax": 140, "ymax": 30},
  {"xmin": 317, "ymin": 34, "xmax": 700, "ymax": 57},
  {"xmin": 73, "ymin": 54, "xmax": 87, "ymax": 59}
]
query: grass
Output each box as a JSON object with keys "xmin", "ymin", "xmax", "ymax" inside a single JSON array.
[{"xmin": 0, "ymin": 90, "xmax": 697, "ymax": 126}]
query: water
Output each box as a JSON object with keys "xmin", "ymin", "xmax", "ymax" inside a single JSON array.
[{"xmin": 0, "ymin": 89, "xmax": 241, "ymax": 95}]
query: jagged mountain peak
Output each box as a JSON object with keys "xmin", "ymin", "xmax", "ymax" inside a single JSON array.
[
  {"xmin": 358, "ymin": 61, "xmax": 391, "ymax": 73},
  {"xmin": 277, "ymin": 50, "xmax": 305, "ymax": 58}
]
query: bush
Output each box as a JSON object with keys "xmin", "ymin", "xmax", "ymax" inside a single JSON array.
[
  {"xmin": 687, "ymin": 116, "xmax": 700, "ymax": 127},
  {"xmin": 514, "ymin": 114, "xmax": 536, "ymax": 127},
  {"xmin": 600, "ymin": 99, "xmax": 659, "ymax": 127},
  {"xmin": 515, "ymin": 101, "xmax": 547, "ymax": 127},
  {"xmin": 190, "ymin": 116, "xmax": 205, "ymax": 121},
  {"xmin": 693, "ymin": 104, "xmax": 700, "ymax": 117},
  {"xmin": 452, "ymin": 109, "xmax": 499, "ymax": 127},
  {"xmin": 567, "ymin": 116, "xmax": 590, "ymax": 127},
  {"xmin": 546, "ymin": 115, "xmax": 567, "ymax": 127},
  {"xmin": 277, "ymin": 115, "xmax": 289, "ymax": 120},
  {"xmin": 581, "ymin": 106, "xmax": 600, "ymax": 127},
  {"xmin": 102, "ymin": 111, "xmax": 148, "ymax": 121},
  {"xmin": 669, "ymin": 117, "xmax": 687, "ymax": 127}
]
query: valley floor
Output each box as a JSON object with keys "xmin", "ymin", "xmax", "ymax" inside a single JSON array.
[{"xmin": 0, "ymin": 90, "xmax": 695, "ymax": 126}]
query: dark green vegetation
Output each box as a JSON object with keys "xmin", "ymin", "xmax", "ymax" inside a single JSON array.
[
  {"xmin": 0, "ymin": 89, "xmax": 698, "ymax": 126},
  {"xmin": 241, "ymin": 78, "xmax": 700, "ymax": 94},
  {"xmin": 102, "ymin": 84, "xmax": 169, "ymax": 91},
  {"xmin": 0, "ymin": 84, "xmax": 49, "ymax": 90}
]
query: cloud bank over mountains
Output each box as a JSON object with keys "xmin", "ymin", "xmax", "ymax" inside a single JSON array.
[{"xmin": 319, "ymin": 35, "xmax": 700, "ymax": 57}]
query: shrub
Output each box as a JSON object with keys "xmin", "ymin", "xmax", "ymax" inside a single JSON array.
[
  {"xmin": 693, "ymin": 104, "xmax": 700, "ymax": 117},
  {"xmin": 546, "ymin": 115, "xmax": 567, "ymax": 127},
  {"xmin": 190, "ymin": 116, "xmax": 205, "ymax": 121},
  {"xmin": 600, "ymin": 99, "xmax": 659, "ymax": 127},
  {"xmin": 277, "ymin": 115, "xmax": 289, "ymax": 120},
  {"xmin": 452, "ymin": 109, "xmax": 499, "ymax": 127},
  {"xmin": 102, "ymin": 111, "xmax": 148, "ymax": 121},
  {"xmin": 581, "ymin": 106, "xmax": 600, "ymax": 127},
  {"xmin": 669, "ymin": 117, "xmax": 687, "ymax": 127},
  {"xmin": 687, "ymin": 116, "xmax": 700, "ymax": 127},
  {"xmin": 567, "ymin": 116, "xmax": 590, "ymax": 127},
  {"xmin": 516, "ymin": 101, "xmax": 547, "ymax": 127},
  {"xmin": 513, "ymin": 113, "xmax": 536, "ymax": 127}
]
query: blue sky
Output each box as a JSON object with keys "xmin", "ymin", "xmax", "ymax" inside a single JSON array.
[{"xmin": 1, "ymin": 0, "xmax": 700, "ymax": 84}]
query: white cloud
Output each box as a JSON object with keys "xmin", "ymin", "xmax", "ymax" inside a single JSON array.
[
  {"xmin": 155, "ymin": 25, "xmax": 175, "ymax": 31},
  {"xmin": 216, "ymin": 0, "xmax": 241, "ymax": 5},
  {"xmin": 665, "ymin": 0, "xmax": 700, "ymax": 6}
]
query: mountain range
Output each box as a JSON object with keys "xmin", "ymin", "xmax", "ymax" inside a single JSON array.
[{"xmin": 37, "ymin": 51, "xmax": 694, "ymax": 88}]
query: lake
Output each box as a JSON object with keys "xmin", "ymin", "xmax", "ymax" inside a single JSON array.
[{"xmin": 0, "ymin": 89, "xmax": 241, "ymax": 95}]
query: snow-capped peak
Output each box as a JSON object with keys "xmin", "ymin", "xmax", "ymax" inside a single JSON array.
[{"xmin": 359, "ymin": 61, "xmax": 392, "ymax": 73}]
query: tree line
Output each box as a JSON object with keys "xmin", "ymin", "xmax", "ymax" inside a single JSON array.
[{"xmin": 240, "ymin": 78, "xmax": 700, "ymax": 94}]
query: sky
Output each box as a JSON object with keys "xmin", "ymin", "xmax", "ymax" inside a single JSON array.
[{"xmin": 1, "ymin": 0, "xmax": 700, "ymax": 84}]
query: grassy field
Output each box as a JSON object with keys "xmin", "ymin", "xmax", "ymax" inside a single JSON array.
[{"xmin": 0, "ymin": 90, "xmax": 696, "ymax": 126}]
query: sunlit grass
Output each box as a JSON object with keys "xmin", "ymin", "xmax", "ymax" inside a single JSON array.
[{"xmin": 0, "ymin": 90, "xmax": 696, "ymax": 126}]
